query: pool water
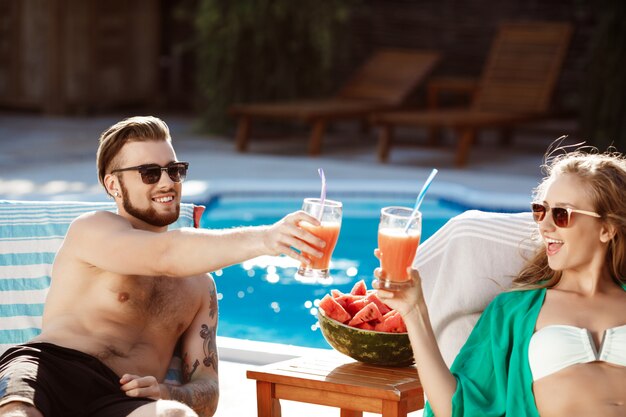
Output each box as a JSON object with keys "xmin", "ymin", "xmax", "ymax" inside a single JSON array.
[{"xmin": 200, "ymin": 196, "xmax": 464, "ymax": 349}]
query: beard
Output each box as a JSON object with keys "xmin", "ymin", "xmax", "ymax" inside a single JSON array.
[{"xmin": 118, "ymin": 178, "xmax": 180, "ymax": 227}]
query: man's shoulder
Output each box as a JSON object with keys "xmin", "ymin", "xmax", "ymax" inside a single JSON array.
[
  {"xmin": 70, "ymin": 210, "xmax": 127, "ymax": 228},
  {"xmin": 64, "ymin": 210, "xmax": 131, "ymax": 244},
  {"xmin": 193, "ymin": 272, "xmax": 217, "ymax": 290}
]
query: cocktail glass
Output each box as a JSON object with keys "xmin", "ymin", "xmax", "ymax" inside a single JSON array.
[
  {"xmin": 376, "ymin": 206, "xmax": 422, "ymax": 290},
  {"xmin": 296, "ymin": 198, "xmax": 342, "ymax": 279}
]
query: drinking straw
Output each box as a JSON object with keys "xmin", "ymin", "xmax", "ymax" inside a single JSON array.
[
  {"xmin": 404, "ymin": 168, "xmax": 438, "ymax": 232},
  {"xmin": 317, "ymin": 168, "xmax": 326, "ymax": 221}
]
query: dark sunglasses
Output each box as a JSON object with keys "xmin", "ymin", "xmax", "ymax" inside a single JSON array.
[
  {"xmin": 531, "ymin": 202, "xmax": 601, "ymax": 228},
  {"xmin": 111, "ymin": 162, "xmax": 189, "ymax": 185}
]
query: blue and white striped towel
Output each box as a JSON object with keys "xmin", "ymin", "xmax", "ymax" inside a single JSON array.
[{"xmin": 0, "ymin": 200, "xmax": 198, "ymax": 384}]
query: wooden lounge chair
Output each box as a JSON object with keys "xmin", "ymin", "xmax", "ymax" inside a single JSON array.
[
  {"xmin": 229, "ymin": 49, "xmax": 440, "ymax": 155},
  {"xmin": 373, "ymin": 22, "xmax": 573, "ymax": 167}
]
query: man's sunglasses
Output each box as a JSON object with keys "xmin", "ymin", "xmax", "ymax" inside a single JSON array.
[
  {"xmin": 531, "ymin": 202, "xmax": 601, "ymax": 228},
  {"xmin": 111, "ymin": 162, "xmax": 189, "ymax": 185}
]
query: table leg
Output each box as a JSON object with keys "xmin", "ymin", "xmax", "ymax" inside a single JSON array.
[
  {"xmin": 256, "ymin": 381, "xmax": 281, "ymax": 417},
  {"xmin": 308, "ymin": 119, "xmax": 327, "ymax": 155},
  {"xmin": 377, "ymin": 124, "xmax": 394, "ymax": 162},
  {"xmin": 381, "ymin": 399, "xmax": 407, "ymax": 417},
  {"xmin": 340, "ymin": 409, "xmax": 363, "ymax": 417},
  {"xmin": 235, "ymin": 116, "xmax": 251, "ymax": 152}
]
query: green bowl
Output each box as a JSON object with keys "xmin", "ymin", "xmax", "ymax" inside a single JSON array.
[{"xmin": 318, "ymin": 308, "xmax": 414, "ymax": 367}]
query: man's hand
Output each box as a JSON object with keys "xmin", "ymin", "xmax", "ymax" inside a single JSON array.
[
  {"xmin": 120, "ymin": 374, "xmax": 162, "ymax": 400},
  {"xmin": 263, "ymin": 211, "xmax": 326, "ymax": 263}
]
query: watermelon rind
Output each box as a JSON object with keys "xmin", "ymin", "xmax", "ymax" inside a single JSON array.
[{"xmin": 318, "ymin": 307, "xmax": 414, "ymax": 367}]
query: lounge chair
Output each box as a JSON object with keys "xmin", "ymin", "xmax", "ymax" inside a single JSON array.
[
  {"xmin": 0, "ymin": 200, "xmax": 204, "ymax": 383},
  {"xmin": 229, "ymin": 49, "xmax": 440, "ymax": 155},
  {"xmin": 373, "ymin": 22, "xmax": 573, "ymax": 167}
]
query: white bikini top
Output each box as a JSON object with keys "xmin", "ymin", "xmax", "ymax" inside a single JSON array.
[{"xmin": 528, "ymin": 324, "xmax": 626, "ymax": 381}]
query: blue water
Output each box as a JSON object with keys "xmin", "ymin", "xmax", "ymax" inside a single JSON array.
[{"xmin": 200, "ymin": 196, "xmax": 464, "ymax": 349}]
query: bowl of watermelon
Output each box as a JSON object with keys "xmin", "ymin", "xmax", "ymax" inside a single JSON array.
[{"xmin": 317, "ymin": 279, "xmax": 414, "ymax": 367}]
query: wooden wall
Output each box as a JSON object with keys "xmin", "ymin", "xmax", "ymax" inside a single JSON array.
[
  {"xmin": 0, "ymin": 0, "xmax": 598, "ymax": 115},
  {"xmin": 340, "ymin": 0, "xmax": 596, "ymax": 114},
  {"xmin": 0, "ymin": 0, "xmax": 160, "ymax": 114}
]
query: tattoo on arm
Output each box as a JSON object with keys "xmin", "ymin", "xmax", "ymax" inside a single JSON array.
[
  {"xmin": 182, "ymin": 355, "xmax": 200, "ymax": 382},
  {"xmin": 208, "ymin": 286, "xmax": 217, "ymax": 320},
  {"xmin": 164, "ymin": 379, "xmax": 219, "ymax": 417},
  {"xmin": 200, "ymin": 324, "xmax": 218, "ymax": 372},
  {"xmin": 170, "ymin": 280, "xmax": 220, "ymax": 416},
  {"xmin": 182, "ymin": 324, "xmax": 217, "ymax": 382}
]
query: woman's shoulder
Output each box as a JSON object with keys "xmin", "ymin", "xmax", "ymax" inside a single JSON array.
[{"xmin": 489, "ymin": 287, "xmax": 545, "ymax": 311}]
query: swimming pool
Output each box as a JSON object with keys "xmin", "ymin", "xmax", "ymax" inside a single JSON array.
[{"xmin": 201, "ymin": 194, "xmax": 465, "ymax": 349}]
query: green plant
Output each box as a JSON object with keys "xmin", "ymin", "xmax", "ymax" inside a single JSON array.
[{"xmin": 195, "ymin": 0, "xmax": 355, "ymax": 133}]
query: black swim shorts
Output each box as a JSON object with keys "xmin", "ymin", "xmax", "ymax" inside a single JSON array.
[{"xmin": 0, "ymin": 342, "xmax": 154, "ymax": 417}]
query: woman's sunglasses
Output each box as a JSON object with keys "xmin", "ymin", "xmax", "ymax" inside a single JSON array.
[
  {"xmin": 530, "ymin": 202, "xmax": 601, "ymax": 228},
  {"xmin": 111, "ymin": 162, "xmax": 189, "ymax": 185}
]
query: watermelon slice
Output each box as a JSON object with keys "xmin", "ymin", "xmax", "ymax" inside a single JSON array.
[
  {"xmin": 355, "ymin": 321, "xmax": 376, "ymax": 330},
  {"xmin": 348, "ymin": 302, "xmax": 382, "ymax": 326},
  {"xmin": 335, "ymin": 294, "xmax": 362, "ymax": 310},
  {"xmin": 318, "ymin": 306, "xmax": 414, "ymax": 367},
  {"xmin": 350, "ymin": 279, "xmax": 367, "ymax": 296},
  {"xmin": 374, "ymin": 311, "xmax": 407, "ymax": 333},
  {"xmin": 319, "ymin": 295, "xmax": 351, "ymax": 323},
  {"xmin": 365, "ymin": 292, "xmax": 391, "ymax": 315},
  {"xmin": 345, "ymin": 298, "xmax": 369, "ymax": 316},
  {"xmin": 320, "ymin": 282, "xmax": 408, "ymax": 334},
  {"xmin": 331, "ymin": 289, "xmax": 343, "ymax": 298}
]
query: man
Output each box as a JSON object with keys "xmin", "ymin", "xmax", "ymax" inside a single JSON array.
[{"xmin": 0, "ymin": 116, "xmax": 324, "ymax": 417}]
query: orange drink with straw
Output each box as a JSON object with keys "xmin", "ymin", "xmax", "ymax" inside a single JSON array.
[
  {"xmin": 377, "ymin": 206, "xmax": 422, "ymax": 290},
  {"xmin": 296, "ymin": 198, "xmax": 342, "ymax": 279}
]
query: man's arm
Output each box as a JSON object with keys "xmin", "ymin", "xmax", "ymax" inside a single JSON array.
[
  {"xmin": 161, "ymin": 275, "xmax": 220, "ymax": 416},
  {"xmin": 66, "ymin": 210, "xmax": 325, "ymax": 278},
  {"xmin": 118, "ymin": 275, "xmax": 220, "ymax": 416}
]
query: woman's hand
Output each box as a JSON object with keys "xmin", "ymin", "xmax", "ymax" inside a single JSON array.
[
  {"xmin": 119, "ymin": 374, "xmax": 162, "ymax": 400},
  {"xmin": 372, "ymin": 248, "xmax": 425, "ymax": 318},
  {"xmin": 263, "ymin": 211, "xmax": 325, "ymax": 263}
]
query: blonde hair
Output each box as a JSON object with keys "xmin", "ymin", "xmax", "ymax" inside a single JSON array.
[
  {"xmin": 513, "ymin": 145, "xmax": 626, "ymax": 289},
  {"xmin": 96, "ymin": 116, "xmax": 171, "ymax": 196}
]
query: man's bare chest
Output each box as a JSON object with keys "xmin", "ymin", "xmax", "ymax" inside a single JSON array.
[{"xmin": 110, "ymin": 275, "xmax": 199, "ymax": 331}]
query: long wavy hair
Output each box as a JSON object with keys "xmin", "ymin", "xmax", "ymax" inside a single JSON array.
[{"xmin": 512, "ymin": 145, "xmax": 626, "ymax": 289}]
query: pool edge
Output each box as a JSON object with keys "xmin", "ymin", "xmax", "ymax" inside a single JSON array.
[{"xmin": 217, "ymin": 335, "xmax": 335, "ymax": 365}]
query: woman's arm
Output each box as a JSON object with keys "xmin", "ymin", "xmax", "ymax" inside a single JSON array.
[{"xmin": 375, "ymin": 268, "xmax": 456, "ymax": 417}]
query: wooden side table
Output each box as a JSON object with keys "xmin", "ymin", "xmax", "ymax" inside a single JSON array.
[{"xmin": 247, "ymin": 355, "xmax": 424, "ymax": 417}]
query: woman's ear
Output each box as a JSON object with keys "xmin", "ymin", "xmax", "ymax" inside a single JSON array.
[{"xmin": 599, "ymin": 222, "xmax": 616, "ymax": 243}]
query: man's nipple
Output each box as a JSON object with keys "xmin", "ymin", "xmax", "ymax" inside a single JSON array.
[{"xmin": 118, "ymin": 292, "xmax": 130, "ymax": 302}]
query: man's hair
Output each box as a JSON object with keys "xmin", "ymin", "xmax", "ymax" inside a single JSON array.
[
  {"xmin": 96, "ymin": 116, "xmax": 171, "ymax": 195},
  {"xmin": 513, "ymin": 147, "xmax": 626, "ymax": 289}
]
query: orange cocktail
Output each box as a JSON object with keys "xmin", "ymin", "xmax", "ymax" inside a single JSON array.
[
  {"xmin": 296, "ymin": 198, "xmax": 342, "ymax": 279},
  {"xmin": 300, "ymin": 222, "xmax": 341, "ymax": 269},
  {"xmin": 377, "ymin": 207, "xmax": 422, "ymax": 290}
]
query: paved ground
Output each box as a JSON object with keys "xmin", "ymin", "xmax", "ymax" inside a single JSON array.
[
  {"xmin": 0, "ymin": 112, "xmax": 579, "ymax": 207},
  {"xmin": 0, "ymin": 111, "xmax": 577, "ymax": 416}
]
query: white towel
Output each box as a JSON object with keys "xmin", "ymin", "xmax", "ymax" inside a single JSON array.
[{"xmin": 414, "ymin": 210, "xmax": 539, "ymax": 366}]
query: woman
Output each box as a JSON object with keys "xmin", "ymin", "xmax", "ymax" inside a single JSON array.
[{"xmin": 375, "ymin": 149, "xmax": 626, "ymax": 417}]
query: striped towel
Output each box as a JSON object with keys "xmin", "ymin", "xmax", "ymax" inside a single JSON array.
[
  {"xmin": 413, "ymin": 210, "xmax": 539, "ymax": 367},
  {"xmin": 0, "ymin": 200, "xmax": 200, "ymax": 384}
]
